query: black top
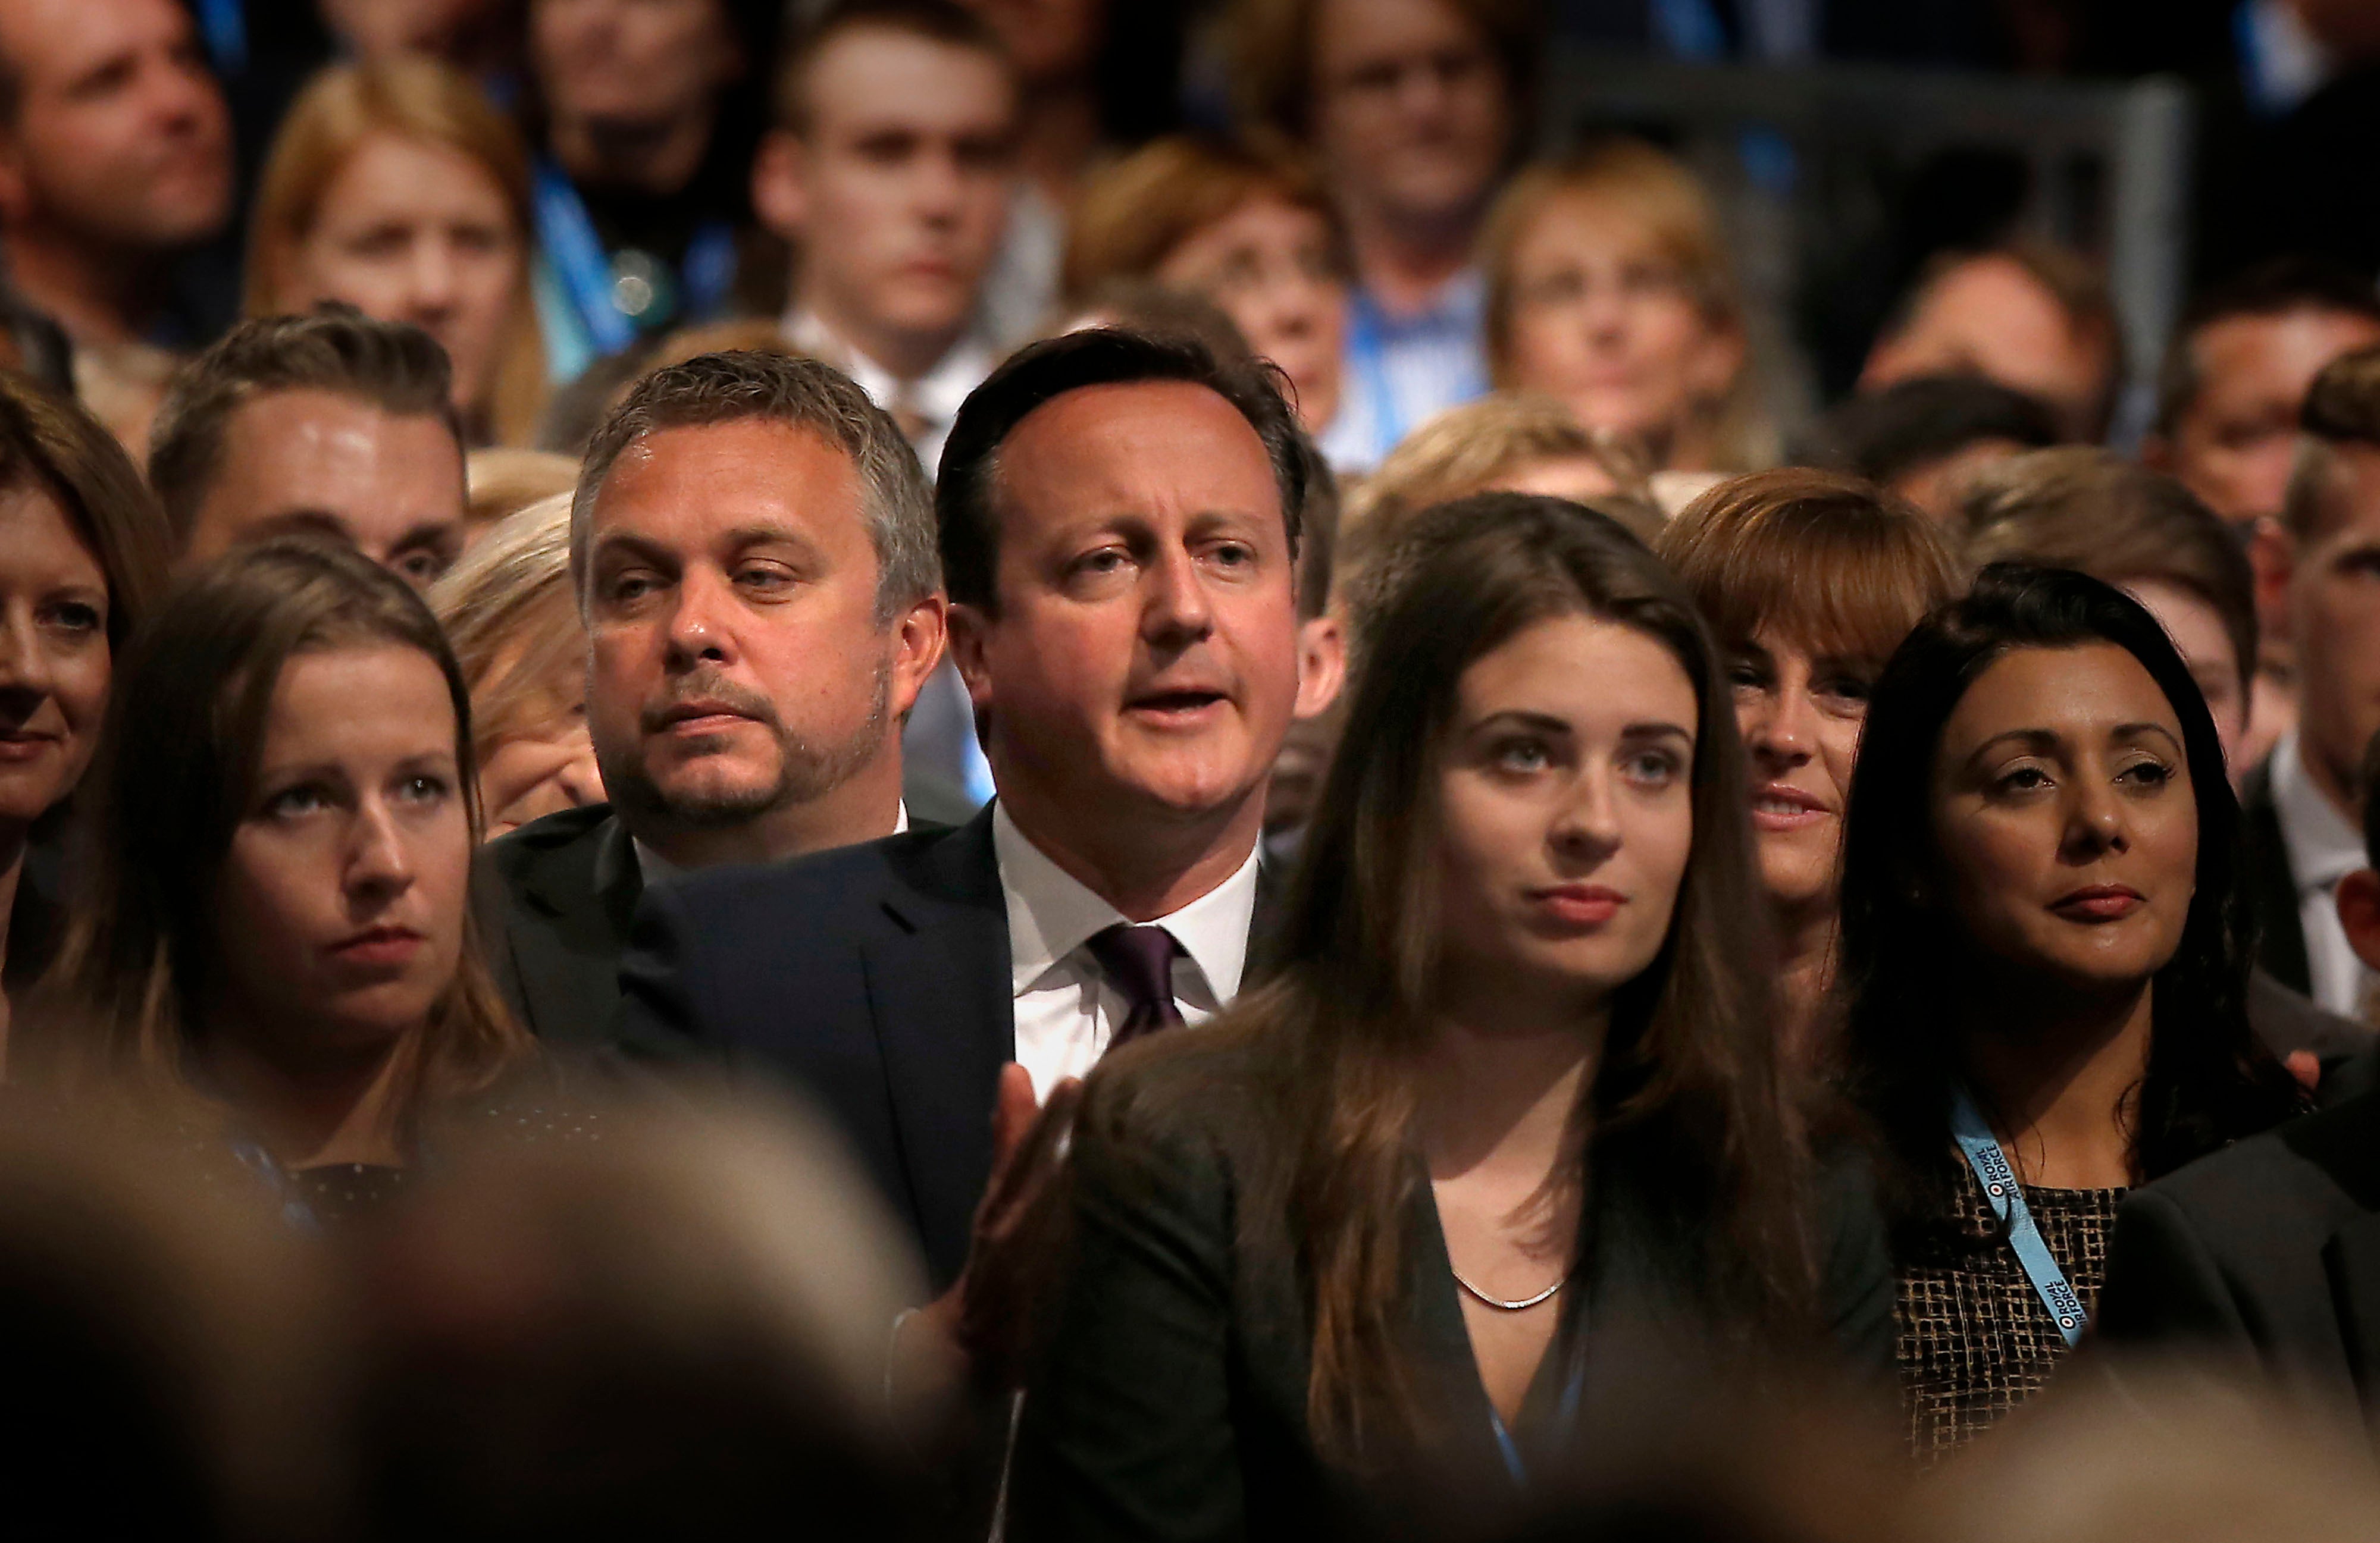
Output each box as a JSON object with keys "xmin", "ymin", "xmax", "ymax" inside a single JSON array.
[
  {"xmin": 1007, "ymin": 1025, "xmax": 1897, "ymax": 1542},
  {"xmin": 2096, "ymin": 1089, "xmax": 2380, "ymax": 1428},
  {"xmin": 1893, "ymin": 1163, "xmax": 2123, "ymax": 1460}
]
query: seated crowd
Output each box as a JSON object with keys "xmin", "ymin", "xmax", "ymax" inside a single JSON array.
[{"xmin": 2, "ymin": 0, "xmax": 2380, "ymax": 1538}]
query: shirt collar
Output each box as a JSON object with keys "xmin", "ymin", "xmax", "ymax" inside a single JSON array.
[
  {"xmin": 991, "ymin": 801, "xmax": 1260, "ymax": 1003},
  {"xmin": 631, "ymin": 801, "xmax": 907, "ymax": 884},
  {"xmin": 2271, "ymin": 733, "xmax": 2365, "ymax": 892},
  {"xmin": 780, "ymin": 309, "xmax": 995, "ymax": 428}
]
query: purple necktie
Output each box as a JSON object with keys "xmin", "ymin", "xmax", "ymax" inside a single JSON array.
[{"xmin": 1083, "ymin": 923, "xmax": 1186, "ymax": 1047}]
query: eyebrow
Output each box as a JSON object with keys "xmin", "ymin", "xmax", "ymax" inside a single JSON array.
[
  {"xmin": 1471, "ymin": 710, "xmax": 1695, "ymax": 742},
  {"xmin": 389, "ymin": 522, "xmax": 461, "ymax": 554},
  {"xmin": 1967, "ymin": 722, "xmax": 2184, "ymax": 761}
]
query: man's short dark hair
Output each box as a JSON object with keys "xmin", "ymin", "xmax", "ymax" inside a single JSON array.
[
  {"xmin": 147, "ymin": 308, "xmax": 461, "ymax": 544},
  {"xmin": 2156, "ymin": 258, "xmax": 2380, "ymax": 437},
  {"xmin": 772, "ymin": 0, "xmax": 1009, "ymax": 135},
  {"xmin": 1803, "ymin": 375, "xmax": 2063, "ymax": 487},
  {"xmin": 937, "ymin": 327, "xmax": 1309, "ymax": 613},
  {"xmin": 2284, "ymin": 342, "xmax": 2380, "ymax": 542},
  {"xmin": 573, "ymin": 349, "xmax": 938, "ymax": 622}
]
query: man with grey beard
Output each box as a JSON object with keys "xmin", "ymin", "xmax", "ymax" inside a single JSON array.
[{"xmin": 477, "ymin": 350, "xmax": 963, "ymax": 1046}]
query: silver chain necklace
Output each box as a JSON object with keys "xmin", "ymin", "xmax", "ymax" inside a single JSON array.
[{"xmin": 1451, "ymin": 1266, "xmax": 1565, "ymax": 1312}]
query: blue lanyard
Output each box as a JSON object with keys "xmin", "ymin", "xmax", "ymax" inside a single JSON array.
[
  {"xmin": 227, "ymin": 1135, "xmax": 324, "ymax": 1237},
  {"xmin": 193, "ymin": 0, "xmax": 248, "ymax": 74},
  {"xmin": 1345, "ymin": 289, "xmax": 1407, "ymax": 462},
  {"xmin": 532, "ymin": 158, "xmax": 737, "ymax": 357},
  {"xmin": 1949, "ymin": 1086, "xmax": 2088, "ymax": 1347}
]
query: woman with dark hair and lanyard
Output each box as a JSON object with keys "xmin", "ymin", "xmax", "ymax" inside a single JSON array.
[
  {"xmin": 1009, "ymin": 495, "xmax": 1892, "ymax": 1542},
  {"xmin": 1833, "ymin": 564, "xmax": 2308, "ymax": 1459}
]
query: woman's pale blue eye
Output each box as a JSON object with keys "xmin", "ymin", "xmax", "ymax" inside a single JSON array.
[
  {"xmin": 1493, "ymin": 739, "xmax": 1551, "ymax": 773},
  {"xmin": 265, "ymin": 785, "xmax": 325, "ymax": 818},
  {"xmin": 1621, "ymin": 750, "xmax": 1682, "ymax": 785},
  {"xmin": 398, "ymin": 774, "xmax": 450, "ymax": 804}
]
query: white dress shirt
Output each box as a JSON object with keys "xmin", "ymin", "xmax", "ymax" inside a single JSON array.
[
  {"xmin": 631, "ymin": 802, "xmax": 907, "ymax": 886},
  {"xmin": 2270, "ymin": 733, "xmax": 2376, "ymax": 1017},
  {"xmin": 993, "ymin": 803, "xmax": 1261, "ymax": 1102},
  {"xmin": 781, "ymin": 309, "xmax": 997, "ymax": 476}
]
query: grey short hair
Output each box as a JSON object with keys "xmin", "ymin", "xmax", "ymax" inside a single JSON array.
[{"xmin": 572, "ymin": 350, "xmax": 939, "ymax": 623}]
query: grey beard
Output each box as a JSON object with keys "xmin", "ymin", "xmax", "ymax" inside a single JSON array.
[{"xmin": 605, "ymin": 661, "xmax": 891, "ymax": 835}]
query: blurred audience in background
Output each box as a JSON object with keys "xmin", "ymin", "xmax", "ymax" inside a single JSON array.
[
  {"xmin": 1066, "ymin": 134, "xmax": 1357, "ymax": 466},
  {"xmin": 1657, "ymin": 470, "xmax": 1959, "ymax": 1053},
  {"xmin": 463, "ymin": 444, "xmax": 579, "ymax": 542},
  {"xmin": 0, "ymin": 0, "xmax": 235, "ymax": 352},
  {"xmin": 1482, "ymin": 139, "xmax": 1765, "ymax": 474},
  {"xmin": 0, "ymin": 374, "xmax": 170, "ymax": 1045},
  {"xmin": 756, "ymin": 0, "xmax": 1017, "ymax": 472},
  {"xmin": 1232, "ymin": 0, "xmax": 1532, "ymax": 468},
  {"xmin": 1338, "ymin": 391, "xmax": 1656, "ymax": 594},
  {"xmin": 2244, "ymin": 344, "xmax": 2380, "ymax": 1018},
  {"xmin": 1859, "ymin": 244, "xmax": 2122, "ymax": 445},
  {"xmin": 525, "ymin": 0, "xmax": 775, "ymax": 381},
  {"xmin": 430, "ymin": 493, "xmax": 602, "ymax": 841},
  {"xmin": 1836, "ymin": 566, "xmax": 2307, "ymax": 1460},
  {"xmin": 245, "ymin": 57, "xmax": 549, "ymax": 448},
  {"xmin": 1802, "ymin": 375, "xmax": 2065, "ymax": 523},
  {"xmin": 2143, "ymin": 259, "xmax": 2380, "ymax": 529},
  {"xmin": 17, "ymin": 540, "xmax": 540, "ymax": 1227},
  {"xmin": 148, "ymin": 309, "xmax": 469, "ymax": 588},
  {"xmin": 478, "ymin": 350, "xmax": 949, "ymax": 1049}
]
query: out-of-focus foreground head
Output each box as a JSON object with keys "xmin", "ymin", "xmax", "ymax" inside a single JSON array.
[
  {"xmin": 0, "ymin": 1108, "xmax": 337, "ymax": 1540},
  {"xmin": 350, "ymin": 1089, "xmax": 934, "ymax": 1541},
  {"xmin": 148, "ymin": 308, "xmax": 469, "ymax": 589},
  {"xmin": 1861, "ymin": 243, "xmax": 2120, "ymax": 444}
]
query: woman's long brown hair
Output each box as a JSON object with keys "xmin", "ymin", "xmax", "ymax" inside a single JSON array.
[
  {"xmin": 1270, "ymin": 494, "xmax": 1809, "ymax": 1464},
  {"xmin": 20, "ymin": 538, "xmax": 530, "ymax": 1124}
]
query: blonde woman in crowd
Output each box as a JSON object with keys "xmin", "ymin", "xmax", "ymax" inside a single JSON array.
[
  {"xmin": 1481, "ymin": 139, "xmax": 1770, "ymax": 475},
  {"xmin": 428, "ymin": 495, "xmax": 601, "ymax": 840},
  {"xmin": 245, "ymin": 57, "xmax": 547, "ymax": 447},
  {"xmin": 1067, "ymin": 134, "xmax": 1360, "ymax": 466}
]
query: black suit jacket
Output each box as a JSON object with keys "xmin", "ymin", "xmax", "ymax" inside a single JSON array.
[
  {"xmin": 618, "ymin": 806, "xmax": 1283, "ymax": 1290},
  {"xmin": 2241, "ymin": 758, "xmax": 2312, "ymax": 999},
  {"xmin": 2096, "ymin": 1090, "xmax": 2380, "ymax": 1425},
  {"xmin": 476, "ymin": 804, "xmax": 643, "ymax": 1048},
  {"xmin": 1007, "ymin": 1026, "xmax": 1897, "ymax": 1543}
]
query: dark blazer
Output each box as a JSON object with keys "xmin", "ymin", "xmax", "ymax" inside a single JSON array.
[
  {"xmin": 2096, "ymin": 1089, "xmax": 2380, "ymax": 1426},
  {"xmin": 2246, "ymin": 969, "xmax": 2376, "ymax": 1103},
  {"xmin": 476, "ymin": 805, "xmax": 644, "ymax": 1048},
  {"xmin": 1007, "ymin": 1027, "xmax": 1897, "ymax": 1543},
  {"xmin": 616, "ymin": 805, "xmax": 1283, "ymax": 1291},
  {"xmin": 2241, "ymin": 758, "xmax": 2312, "ymax": 999}
]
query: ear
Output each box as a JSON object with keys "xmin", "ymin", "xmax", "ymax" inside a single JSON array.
[
  {"xmin": 2138, "ymin": 432, "xmax": 2173, "ymax": 472},
  {"xmin": 750, "ymin": 129, "xmax": 809, "ymax": 243},
  {"xmin": 945, "ymin": 601, "xmax": 995, "ymax": 713},
  {"xmin": 0, "ymin": 136, "xmax": 28, "ymax": 225},
  {"xmin": 2337, "ymin": 868, "xmax": 2380, "ymax": 975},
  {"xmin": 1293, "ymin": 614, "xmax": 1346, "ymax": 719},
  {"xmin": 887, "ymin": 591, "xmax": 949, "ymax": 719},
  {"xmin": 2249, "ymin": 516, "xmax": 2297, "ymax": 652}
]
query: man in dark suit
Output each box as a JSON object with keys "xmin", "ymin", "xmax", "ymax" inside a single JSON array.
[
  {"xmin": 477, "ymin": 349, "xmax": 957, "ymax": 1046},
  {"xmin": 619, "ymin": 328, "xmax": 1339, "ymax": 1290},
  {"xmin": 2096, "ymin": 726, "xmax": 2380, "ymax": 1423},
  {"xmin": 2242, "ymin": 345, "xmax": 2380, "ymax": 1017}
]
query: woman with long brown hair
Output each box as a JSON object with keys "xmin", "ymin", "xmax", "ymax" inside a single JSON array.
[
  {"xmin": 1010, "ymin": 495, "xmax": 1890, "ymax": 1539},
  {"xmin": 18, "ymin": 539, "xmax": 536, "ymax": 1225}
]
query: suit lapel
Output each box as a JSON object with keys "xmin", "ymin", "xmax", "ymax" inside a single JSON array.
[
  {"xmin": 505, "ymin": 813, "xmax": 644, "ymax": 1043},
  {"xmin": 862, "ymin": 809, "xmax": 1014, "ymax": 1289}
]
